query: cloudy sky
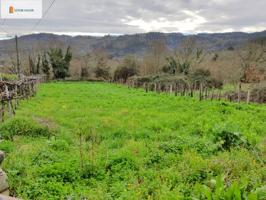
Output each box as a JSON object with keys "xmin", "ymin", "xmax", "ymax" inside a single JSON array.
[{"xmin": 1, "ymin": 0, "xmax": 266, "ymax": 37}]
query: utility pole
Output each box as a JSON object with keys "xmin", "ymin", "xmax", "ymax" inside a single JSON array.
[{"xmin": 15, "ymin": 35, "xmax": 21, "ymax": 79}]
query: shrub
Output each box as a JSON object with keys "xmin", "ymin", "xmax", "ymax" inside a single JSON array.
[
  {"xmin": 32, "ymin": 150, "xmax": 60, "ymax": 166},
  {"xmin": 214, "ymin": 130, "xmax": 249, "ymax": 151},
  {"xmin": 23, "ymin": 180, "xmax": 69, "ymax": 200},
  {"xmin": 38, "ymin": 162, "xmax": 78, "ymax": 183},
  {"xmin": 113, "ymin": 56, "xmax": 138, "ymax": 82},
  {"xmin": 194, "ymin": 176, "xmax": 261, "ymax": 200},
  {"xmin": 145, "ymin": 151, "xmax": 163, "ymax": 167},
  {"xmin": 80, "ymin": 162, "xmax": 104, "ymax": 180},
  {"xmin": 0, "ymin": 117, "xmax": 52, "ymax": 140},
  {"xmin": 162, "ymin": 57, "xmax": 178, "ymax": 75},
  {"xmin": 48, "ymin": 139, "xmax": 70, "ymax": 151},
  {"xmin": 187, "ymin": 169, "xmax": 208, "ymax": 184},
  {"xmin": 159, "ymin": 141, "xmax": 183, "ymax": 154},
  {"xmin": 251, "ymin": 85, "xmax": 266, "ymax": 103},
  {"xmin": 106, "ymin": 156, "xmax": 138, "ymax": 180}
]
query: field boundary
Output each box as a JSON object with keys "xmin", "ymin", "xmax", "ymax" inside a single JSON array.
[
  {"xmin": 0, "ymin": 76, "xmax": 43, "ymax": 122},
  {"xmin": 125, "ymin": 79, "xmax": 265, "ymax": 104}
]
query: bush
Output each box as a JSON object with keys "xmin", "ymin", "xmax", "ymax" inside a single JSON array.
[
  {"xmin": 38, "ymin": 162, "xmax": 78, "ymax": 183},
  {"xmin": 194, "ymin": 176, "xmax": 261, "ymax": 200},
  {"xmin": 251, "ymin": 85, "xmax": 266, "ymax": 103},
  {"xmin": 32, "ymin": 150, "xmax": 60, "ymax": 166},
  {"xmin": 159, "ymin": 141, "xmax": 183, "ymax": 154},
  {"xmin": 0, "ymin": 117, "xmax": 52, "ymax": 140},
  {"xmin": 214, "ymin": 130, "xmax": 249, "ymax": 151},
  {"xmin": 80, "ymin": 162, "xmax": 104, "ymax": 180},
  {"xmin": 94, "ymin": 66, "xmax": 110, "ymax": 80},
  {"xmin": 113, "ymin": 56, "xmax": 138, "ymax": 82},
  {"xmin": 48, "ymin": 139, "xmax": 70, "ymax": 151},
  {"xmin": 106, "ymin": 156, "xmax": 138, "ymax": 180},
  {"xmin": 23, "ymin": 180, "xmax": 69, "ymax": 200}
]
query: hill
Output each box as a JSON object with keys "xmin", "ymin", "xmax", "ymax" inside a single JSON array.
[{"xmin": 1, "ymin": 31, "xmax": 266, "ymax": 58}]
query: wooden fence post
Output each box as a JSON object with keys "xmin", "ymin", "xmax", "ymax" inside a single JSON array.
[
  {"xmin": 218, "ymin": 90, "xmax": 221, "ymax": 101},
  {"xmin": 237, "ymin": 82, "xmax": 241, "ymax": 103},
  {"xmin": 199, "ymin": 83, "xmax": 203, "ymax": 101},
  {"xmin": 158, "ymin": 83, "xmax": 161, "ymax": 94},
  {"xmin": 5, "ymin": 85, "xmax": 13, "ymax": 117},
  {"xmin": 211, "ymin": 88, "xmax": 214, "ymax": 100},
  {"xmin": 190, "ymin": 83, "xmax": 194, "ymax": 97},
  {"xmin": 1, "ymin": 99, "xmax": 4, "ymax": 122},
  {"xmin": 169, "ymin": 84, "xmax": 173, "ymax": 94},
  {"xmin": 14, "ymin": 85, "xmax": 18, "ymax": 108},
  {"xmin": 175, "ymin": 83, "xmax": 178, "ymax": 96},
  {"xmin": 247, "ymin": 90, "xmax": 251, "ymax": 104}
]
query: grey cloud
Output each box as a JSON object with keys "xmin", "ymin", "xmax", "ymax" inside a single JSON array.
[{"xmin": 0, "ymin": 0, "xmax": 266, "ymax": 36}]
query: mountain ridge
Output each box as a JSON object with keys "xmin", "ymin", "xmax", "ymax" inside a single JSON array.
[{"xmin": 1, "ymin": 30, "xmax": 266, "ymax": 58}]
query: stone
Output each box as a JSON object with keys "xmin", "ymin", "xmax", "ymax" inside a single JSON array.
[
  {"xmin": 0, "ymin": 169, "xmax": 9, "ymax": 196},
  {"xmin": 0, "ymin": 152, "xmax": 4, "ymax": 165}
]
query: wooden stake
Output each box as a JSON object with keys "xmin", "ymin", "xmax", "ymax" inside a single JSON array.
[
  {"xmin": 169, "ymin": 85, "xmax": 173, "ymax": 94},
  {"xmin": 1, "ymin": 100, "xmax": 4, "ymax": 122},
  {"xmin": 237, "ymin": 82, "xmax": 241, "ymax": 103},
  {"xmin": 247, "ymin": 90, "xmax": 251, "ymax": 104},
  {"xmin": 5, "ymin": 85, "xmax": 13, "ymax": 117}
]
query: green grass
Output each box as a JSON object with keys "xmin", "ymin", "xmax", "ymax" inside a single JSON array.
[{"xmin": 0, "ymin": 82, "xmax": 265, "ymax": 200}]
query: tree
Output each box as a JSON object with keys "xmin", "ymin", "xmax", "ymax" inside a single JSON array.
[
  {"xmin": 36, "ymin": 54, "xmax": 41, "ymax": 74},
  {"xmin": 114, "ymin": 56, "xmax": 139, "ymax": 82},
  {"xmin": 80, "ymin": 53, "xmax": 91, "ymax": 79},
  {"xmin": 48, "ymin": 46, "xmax": 72, "ymax": 79},
  {"xmin": 148, "ymin": 40, "xmax": 167, "ymax": 74},
  {"xmin": 162, "ymin": 56, "xmax": 178, "ymax": 75},
  {"xmin": 238, "ymin": 39, "xmax": 266, "ymax": 83},
  {"xmin": 94, "ymin": 65, "xmax": 110, "ymax": 80},
  {"xmin": 93, "ymin": 48, "xmax": 110, "ymax": 80},
  {"xmin": 28, "ymin": 55, "xmax": 36, "ymax": 75},
  {"xmin": 28, "ymin": 54, "xmax": 41, "ymax": 75},
  {"xmin": 41, "ymin": 53, "xmax": 50, "ymax": 80},
  {"xmin": 175, "ymin": 37, "xmax": 205, "ymax": 75}
]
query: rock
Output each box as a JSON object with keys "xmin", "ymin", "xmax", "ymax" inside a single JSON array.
[
  {"xmin": 0, "ymin": 169, "xmax": 9, "ymax": 196},
  {"xmin": 0, "ymin": 194, "xmax": 20, "ymax": 200},
  {"xmin": 0, "ymin": 152, "xmax": 4, "ymax": 165}
]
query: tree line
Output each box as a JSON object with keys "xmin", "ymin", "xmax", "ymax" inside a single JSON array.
[
  {"xmin": 28, "ymin": 46, "xmax": 72, "ymax": 80},
  {"xmin": 6, "ymin": 36, "xmax": 265, "ymax": 89}
]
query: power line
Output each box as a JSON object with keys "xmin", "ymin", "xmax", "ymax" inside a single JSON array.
[{"xmin": 31, "ymin": 0, "xmax": 56, "ymax": 32}]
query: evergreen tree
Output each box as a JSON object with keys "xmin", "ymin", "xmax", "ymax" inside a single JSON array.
[
  {"xmin": 48, "ymin": 46, "xmax": 72, "ymax": 79},
  {"xmin": 42, "ymin": 53, "xmax": 50, "ymax": 79}
]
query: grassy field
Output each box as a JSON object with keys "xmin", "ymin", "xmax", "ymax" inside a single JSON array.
[{"xmin": 0, "ymin": 82, "xmax": 265, "ymax": 200}]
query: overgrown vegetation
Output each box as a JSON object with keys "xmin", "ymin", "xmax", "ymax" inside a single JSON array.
[
  {"xmin": 1, "ymin": 82, "xmax": 265, "ymax": 199},
  {"xmin": 0, "ymin": 117, "xmax": 52, "ymax": 140}
]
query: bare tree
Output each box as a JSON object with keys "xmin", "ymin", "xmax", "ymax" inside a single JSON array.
[
  {"xmin": 175, "ymin": 37, "xmax": 205, "ymax": 74},
  {"xmin": 238, "ymin": 39, "xmax": 266, "ymax": 83},
  {"xmin": 148, "ymin": 40, "xmax": 167, "ymax": 74},
  {"xmin": 80, "ymin": 53, "xmax": 92, "ymax": 79},
  {"xmin": 92, "ymin": 48, "xmax": 111, "ymax": 80}
]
